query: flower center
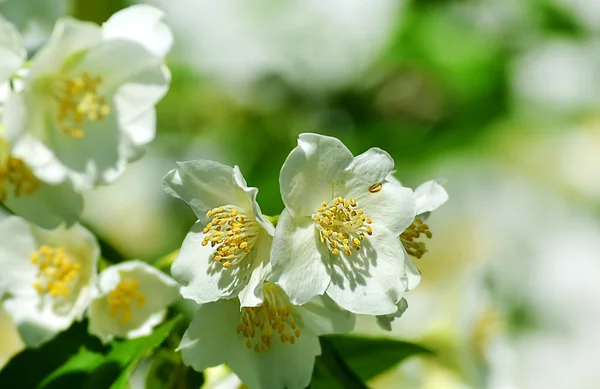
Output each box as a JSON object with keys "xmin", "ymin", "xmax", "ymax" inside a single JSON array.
[
  {"xmin": 312, "ymin": 196, "xmax": 373, "ymax": 256},
  {"xmin": 202, "ymin": 205, "xmax": 260, "ymax": 268},
  {"xmin": 30, "ymin": 245, "xmax": 81, "ymax": 297},
  {"xmin": 400, "ymin": 217, "xmax": 432, "ymax": 259},
  {"xmin": 108, "ymin": 280, "xmax": 146, "ymax": 325},
  {"xmin": 0, "ymin": 137, "xmax": 40, "ymax": 202},
  {"xmin": 54, "ymin": 72, "xmax": 111, "ymax": 139},
  {"xmin": 236, "ymin": 284, "xmax": 301, "ymax": 353}
]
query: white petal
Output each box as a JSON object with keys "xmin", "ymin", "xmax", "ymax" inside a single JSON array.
[
  {"xmin": 102, "ymin": 5, "xmax": 173, "ymax": 59},
  {"xmin": 179, "ymin": 300, "xmax": 239, "ymax": 370},
  {"xmin": 0, "ymin": 305, "xmax": 25, "ymax": 368},
  {"xmin": 10, "ymin": 133, "xmax": 69, "ymax": 185},
  {"xmin": 238, "ymin": 233, "xmax": 272, "ymax": 307},
  {"xmin": 3, "ymin": 179, "xmax": 83, "ymax": 229},
  {"xmin": 335, "ymin": 148, "xmax": 394, "ymax": 197},
  {"xmin": 69, "ymin": 39, "xmax": 165, "ymax": 97},
  {"xmin": 0, "ymin": 15, "xmax": 25, "ymax": 83},
  {"xmin": 297, "ymin": 295, "xmax": 356, "ymax": 336},
  {"xmin": 353, "ymin": 178, "xmax": 416, "ymax": 236},
  {"xmin": 279, "ymin": 133, "xmax": 353, "ymax": 217},
  {"xmin": 271, "ymin": 209, "xmax": 331, "ymax": 306},
  {"xmin": 233, "ymin": 165, "xmax": 274, "ymax": 236},
  {"xmin": 376, "ymin": 298, "xmax": 408, "ymax": 331},
  {"xmin": 162, "ymin": 160, "xmax": 253, "ymax": 223},
  {"xmin": 0, "ymin": 216, "xmax": 37, "ymax": 297},
  {"xmin": 171, "ymin": 222, "xmax": 257, "ymax": 304},
  {"xmin": 414, "ymin": 179, "xmax": 449, "ymax": 215},
  {"xmin": 3, "ymin": 295, "xmax": 73, "ymax": 348},
  {"xmin": 29, "ymin": 18, "xmax": 102, "ymax": 77},
  {"xmin": 226, "ymin": 327, "xmax": 320, "ymax": 389},
  {"xmin": 325, "ymin": 227, "xmax": 407, "ymax": 315},
  {"xmin": 402, "ymin": 253, "xmax": 421, "ymax": 291}
]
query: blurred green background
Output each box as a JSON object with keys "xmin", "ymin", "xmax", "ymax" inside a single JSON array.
[{"xmin": 2, "ymin": 0, "xmax": 600, "ymax": 388}]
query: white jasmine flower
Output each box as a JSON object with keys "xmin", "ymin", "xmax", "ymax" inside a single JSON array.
[
  {"xmin": 179, "ymin": 283, "xmax": 355, "ymax": 389},
  {"xmin": 271, "ymin": 133, "xmax": 416, "ymax": 315},
  {"xmin": 0, "ymin": 17, "xmax": 84, "ymax": 229},
  {"xmin": 0, "ymin": 216, "xmax": 98, "ymax": 347},
  {"xmin": 376, "ymin": 178, "xmax": 448, "ymax": 329},
  {"xmin": 88, "ymin": 260, "xmax": 180, "ymax": 343},
  {"xmin": 162, "ymin": 160, "xmax": 274, "ymax": 307},
  {"xmin": 4, "ymin": 5, "xmax": 171, "ymax": 189}
]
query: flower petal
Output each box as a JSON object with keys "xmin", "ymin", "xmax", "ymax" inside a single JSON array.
[
  {"xmin": 0, "ymin": 216, "xmax": 37, "ymax": 297},
  {"xmin": 102, "ymin": 5, "xmax": 173, "ymax": 59},
  {"xmin": 280, "ymin": 133, "xmax": 353, "ymax": 217},
  {"xmin": 179, "ymin": 300, "xmax": 239, "ymax": 370},
  {"xmin": 297, "ymin": 295, "xmax": 356, "ymax": 336},
  {"xmin": 162, "ymin": 160, "xmax": 252, "ymax": 223},
  {"xmin": 335, "ymin": 147, "xmax": 394, "ymax": 197},
  {"xmin": 352, "ymin": 178, "xmax": 416, "ymax": 236},
  {"xmin": 233, "ymin": 165, "xmax": 274, "ymax": 236},
  {"xmin": 325, "ymin": 226, "xmax": 407, "ymax": 315},
  {"xmin": 171, "ymin": 221, "xmax": 257, "ymax": 304},
  {"xmin": 402, "ymin": 254, "xmax": 421, "ymax": 291},
  {"xmin": 271, "ymin": 209, "xmax": 331, "ymax": 306},
  {"xmin": 414, "ymin": 179, "xmax": 449, "ymax": 215},
  {"xmin": 3, "ymin": 179, "xmax": 83, "ymax": 229},
  {"xmin": 0, "ymin": 15, "xmax": 25, "ymax": 82},
  {"xmin": 238, "ymin": 232, "xmax": 272, "ymax": 307},
  {"xmin": 376, "ymin": 298, "xmax": 408, "ymax": 331}
]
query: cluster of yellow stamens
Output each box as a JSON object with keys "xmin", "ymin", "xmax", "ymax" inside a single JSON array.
[
  {"xmin": 107, "ymin": 280, "xmax": 146, "ymax": 325},
  {"xmin": 201, "ymin": 205, "xmax": 259, "ymax": 268},
  {"xmin": 313, "ymin": 196, "xmax": 373, "ymax": 256},
  {"xmin": 236, "ymin": 284, "xmax": 301, "ymax": 353},
  {"xmin": 0, "ymin": 155, "xmax": 40, "ymax": 202},
  {"xmin": 30, "ymin": 245, "xmax": 81, "ymax": 297},
  {"xmin": 55, "ymin": 72, "xmax": 111, "ymax": 139},
  {"xmin": 400, "ymin": 217, "xmax": 432, "ymax": 259}
]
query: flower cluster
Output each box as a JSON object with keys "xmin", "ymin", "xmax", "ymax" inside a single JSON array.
[
  {"xmin": 163, "ymin": 133, "xmax": 448, "ymax": 389},
  {"xmin": 0, "ymin": 6, "xmax": 180, "ymax": 348},
  {"xmin": 0, "ymin": 5, "xmax": 171, "ymax": 229}
]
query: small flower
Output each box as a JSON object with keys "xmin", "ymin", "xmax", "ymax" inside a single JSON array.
[
  {"xmin": 0, "ymin": 216, "xmax": 98, "ymax": 347},
  {"xmin": 375, "ymin": 178, "xmax": 448, "ymax": 330},
  {"xmin": 179, "ymin": 283, "xmax": 355, "ymax": 389},
  {"xmin": 88, "ymin": 260, "xmax": 180, "ymax": 343},
  {"xmin": 271, "ymin": 133, "xmax": 417, "ymax": 315},
  {"xmin": 4, "ymin": 5, "xmax": 172, "ymax": 189},
  {"xmin": 162, "ymin": 160, "xmax": 274, "ymax": 307}
]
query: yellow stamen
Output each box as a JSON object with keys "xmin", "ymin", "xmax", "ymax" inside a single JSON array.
[
  {"xmin": 54, "ymin": 72, "xmax": 111, "ymax": 139},
  {"xmin": 400, "ymin": 217, "xmax": 432, "ymax": 259},
  {"xmin": 236, "ymin": 284, "xmax": 300, "ymax": 353},
  {"xmin": 312, "ymin": 196, "xmax": 372, "ymax": 256},
  {"xmin": 107, "ymin": 280, "xmax": 146, "ymax": 325},
  {"xmin": 30, "ymin": 245, "xmax": 81, "ymax": 297},
  {"xmin": 203, "ymin": 205, "xmax": 260, "ymax": 268},
  {"xmin": 0, "ymin": 137, "xmax": 40, "ymax": 202}
]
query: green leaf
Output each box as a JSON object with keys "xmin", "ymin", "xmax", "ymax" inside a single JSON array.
[
  {"xmin": 327, "ymin": 334, "xmax": 433, "ymax": 382},
  {"xmin": 310, "ymin": 337, "xmax": 368, "ymax": 389},
  {"xmin": 38, "ymin": 315, "xmax": 182, "ymax": 389}
]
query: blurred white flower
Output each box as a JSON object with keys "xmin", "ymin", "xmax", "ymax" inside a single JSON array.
[
  {"xmin": 512, "ymin": 40, "xmax": 600, "ymax": 115},
  {"xmin": 4, "ymin": 5, "xmax": 171, "ymax": 189},
  {"xmin": 0, "ymin": 216, "xmax": 98, "ymax": 347},
  {"xmin": 272, "ymin": 133, "xmax": 416, "ymax": 315},
  {"xmin": 88, "ymin": 260, "xmax": 180, "ymax": 343},
  {"xmin": 179, "ymin": 283, "xmax": 355, "ymax": 389},
  {"xmin": 0, "ymin": 304, "xmax": 24, "ymax": 370},
  {"xmin": 148, "ymin": 0, "xmax": 402, "ymax": 98},
  {"xmin": 162, "ymin": 160, "xmax": 274, "ymax": 307}
]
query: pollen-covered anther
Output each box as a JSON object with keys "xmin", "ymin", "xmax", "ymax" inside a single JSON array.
[
  {"xmin": 30, "ymin": 245, "xmax": 81, "ymax": 297},
  {"xmin": 108, "ymin": 280, "xmax": 146, "ymax": 325},
  {"xmin": 54, "ymin": 72, "xmax": 111, "ymax": 139},
  {"xmin": 236, "ymin": 285, "xmax": 300, "ymax": 353},
  {"xmin": 0, "ymin": 152, "xmax": 40, "ymax": 202},
  {"xmin": 400, "ymin": 217, "xmax": 432, "ymax": 259},
  {"xmin": 201, "ymin": 205, "xmax": 260, "ymax": 268},
  {"xmin": 312, "ymin": 196, "xmax": 373, "ymax": 255}
]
